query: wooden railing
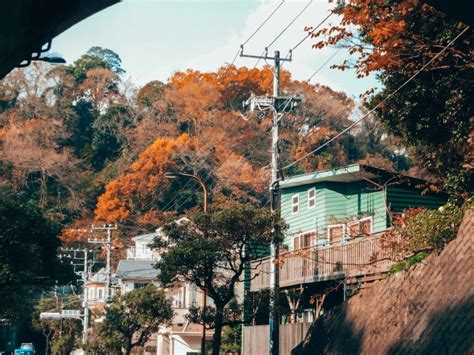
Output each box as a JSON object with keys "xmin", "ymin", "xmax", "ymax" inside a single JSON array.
[{"xmin": 250, "ymin": 235, "xmax": 394, "ymax": 291}]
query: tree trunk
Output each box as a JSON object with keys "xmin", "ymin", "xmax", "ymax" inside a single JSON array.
[
  {"xmin": 212, "ymin": 306, "xmax": 224, "ymax": 355},
  {"xmin": 123, "ymin": 340, "xmax": 132, "ymax": 355}
]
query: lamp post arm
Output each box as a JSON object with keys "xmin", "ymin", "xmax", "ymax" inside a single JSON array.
[{"xmin": 177, "ymin": 173, "xmax": 208, "ymax": 213}]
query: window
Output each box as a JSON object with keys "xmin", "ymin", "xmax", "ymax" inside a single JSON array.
[
  {"xmin": 328, "ymin": 225, "xmax": 344, "ymax": 244},
  {"xmin": 348, "ymin": 217, "xmax": 372, "ymax": 238},
  {"xmin": 307, "ymin": 188, "xmax": 316, "ymax": 208},
  {"xmin": 293, "ymin": 233, "xmax": 314, "ymax": 250},
  {"xmin": 88, "ymin": 288, "xmax": 95, "ymax": 300},
  {"xmin": 134, "ymin": 282, "xmax": 149, "ymax": 290},
  {"xmin": 97, "ymin": 288, "xmax": 104, "ymax": 300},
  {"xmin": 292, "ymin": 194, "xmax": 299, "ymax": 214},
  {"xmin": 359, "ymin": 218, "xmax": 372, "ymax": 236}
]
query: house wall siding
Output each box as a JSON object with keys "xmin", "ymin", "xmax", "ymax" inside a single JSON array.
[
  {"xmin": 281, "ymin": 183, "xmax": 326, "ymax": 245},
  {"xmin": 386, "ymin": 186, "xmax": 447, "ymax": 212},
  {"xmin": 281, "ymin": 182, "xmax": 388, "ymax": 248}
]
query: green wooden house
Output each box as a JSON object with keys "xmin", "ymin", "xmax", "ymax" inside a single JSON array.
[
  {"xmin": 249, "ymin": 164, "xmax": 448, "ymax": 293},
  {"xmin": 280, "ymin": 163, "xmax": 447, "ymax": 251},
  {"xmin": 243, "ymin": 164, "xmax": 448, "ymax": 351}
]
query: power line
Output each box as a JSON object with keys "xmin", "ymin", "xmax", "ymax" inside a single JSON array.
[
  {"xmin": 243, "ymin": 0, "xmax": 286, "ymax": 47},
  {"xmin": 283, "ymin": 25, "xmax": 470, "ymax": 171},
  {"xmin": 306, "ymin": 47, "xmax": 342, "ymax": 82},
  {"xmin": 230, "ymin": 49, "xmax": 241, "ymax": 66},
  {"xmin": 254, "ymin": 0, "xmax": 313, "ymax": 68},
  {"xmin": 267, "ymin": 0, "xmax": 313, "ymax": 49},
  {"xmin": 173, "ymin": 96, "xmax": 296, "ymax": 213},
  {"xmin": 291, "ymin": 12, "xmax": 333, "ymax": 53},
  {"xmin": 230, "ymin": 0, "xmax": 286, "ymax": 66},
  {"xmin": 163, "ymin": 17, "xmax": 293, "ymax": 211}
]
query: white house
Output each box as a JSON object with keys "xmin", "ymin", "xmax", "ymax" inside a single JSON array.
[
  {"xmin": 116, "ymin": 227, "xmax": 212, "ymax": 355},
  {"xmin": 126, "ymin": 230, "xmax": 159, "ymax": 260}
]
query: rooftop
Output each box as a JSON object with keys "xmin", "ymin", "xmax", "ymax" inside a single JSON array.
[
  {"xmin": 280, "ymin": 164, "xmax": 425, "ymax": 189},
  {"xmin": 116, "ymin": 260, "xmax": 158, "ymax": 280},
  {"xmin": 132, "ymin": 230, "xmax": 160, "ymax": 242}
]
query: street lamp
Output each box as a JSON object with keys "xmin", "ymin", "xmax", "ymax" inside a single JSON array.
[{"xmin": 164, "ymin": 171, "xmax": 208, "ymax": 354}]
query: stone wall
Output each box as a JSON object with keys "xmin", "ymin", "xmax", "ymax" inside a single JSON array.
[{"xmin": 298, "ymin": 209, "xmax": 474, "ymax": 354}]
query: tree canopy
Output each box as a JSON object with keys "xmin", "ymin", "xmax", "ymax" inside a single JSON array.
[
  {"xmin": 0, "ymin": 200, "xmax": 73, "ymax": 320},
  {"xmin": 94, "ymin": 285, "xmax": 173, "ymax": 355},
  {"xmin": 153, "ymin": 201, "xmax": 284, "ymax": 355},
  {"xmin": 313, "ymin": 0, "xmax": 473, "ymax": 193}
]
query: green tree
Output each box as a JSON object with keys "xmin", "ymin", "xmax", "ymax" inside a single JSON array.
[
  {"xmin": 0, "ymin": 200, "xmax": 73, "ymax": 320},
  {"xmin": 71, "ymin": 46, "xmax": 125, "ymax": 84},
  {"xmin": 96, "ymin": 285, "xmax": 173, "ymax": 355},
  {"xmin": 153, "ymin": 202, "xmax": 284, "ymax": 355},
  {"xmin": 90, "ymin": 104, "xmax": 131, "ymax": 171},
  {"xmin": 32, "ymin": 296, "xmax": 82, "ymax": 355}
]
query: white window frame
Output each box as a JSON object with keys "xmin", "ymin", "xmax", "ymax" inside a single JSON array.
[
  {"xmin": 307, "ymin": 188, "xmax": 316, "ymax": 209},
  {"xmin": 97, "ymin": 287, "xmax": 105, "ymax": 300},
  {"xmin": 88, "ymin": 287, "xmax": 95, "ymax": 301},
  {"xmin": 327, "ymin": 224, "xmax": 346, "ymax": 245},
  {"xmin": 291, "ymin": 194, "xmax": 300, "ymax": 214},
  {"xmin": 291, "ymin": 231, "xmax": 316, "ymax": 250},
  {"xmin": 347, "ymin": 216, "xmax": 373, "ymax": 237}
]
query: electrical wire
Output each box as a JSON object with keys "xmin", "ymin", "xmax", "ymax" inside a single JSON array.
[
  {"xmin": 283, "ymin": 25, "xmax": 470, "ymax": 171},
  {"xmin": 160, "ymin": 6, "xmax": 298, "ymax": 211},
  {"xmin": 231, "ymin": 0, "xmax": 286, "ymax": 66},
  {"xmin": 254, "ymin": 0, "xmax": 313, "ymax": 67},
  {"xmin": 267, "ymin": 0, "xmax": 313, "ymax": 49},
  {"xmin": 291, "ymin": 12, "xmax": 333, "ymax": 53},
  {"xmin": 242, "ymin": 0, "xmax": 286, "ymax": 47},
  {"xmin": 306, "ymin": 47, "xmax": 342, "ymax": 82},
  {"xmin": 230, "ymin": 49, "xmax": 241, "ymax": 66},
  {"xmin": 173, "ymin": 96, "xmax": 296, "ymax": 212}
]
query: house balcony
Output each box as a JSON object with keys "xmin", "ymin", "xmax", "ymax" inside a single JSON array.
[
  {"xmin": 250, "ymin": 234, "xmax": 395, "ymax": 292},
  {"xmin": 126, "ymin": 246, "xmax": 156, "ymax": 260}
]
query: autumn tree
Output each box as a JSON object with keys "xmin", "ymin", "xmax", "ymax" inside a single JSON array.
[
  {"xmin": 95, "ymin": 134, "xmax": 203, "ymax": 225},
  {"xmin": 312, "ymin": 0, "xmax": 473, "ymax": 192},
  {"xmin": 153, "ymin": 202, "xmax": 285, "ymax": 355}
]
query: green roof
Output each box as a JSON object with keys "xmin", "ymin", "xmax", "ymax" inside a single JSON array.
[
  {"xmin": 280, "ymin": 164, "xmax": 430, "ymax": 189},
  {"xmin": 281, "ymin": 164, "xmax": 371, "ymax": 188}
]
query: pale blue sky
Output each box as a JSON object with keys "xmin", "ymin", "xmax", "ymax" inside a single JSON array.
[{"xmin": 53, "ymin": 0, "xmax": 377, "ymax": 98}]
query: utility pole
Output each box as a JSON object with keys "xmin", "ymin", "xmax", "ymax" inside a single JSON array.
[
  {"xmin": 58, "ymin": 246, "xmax": 93, "ymax": 347},
  {"xmin": 82, "ymin": 249, "xmax": 89, "ymax": 345},
  {"xmin": 90, "ymin": 224, "xmax": 117, "ymax": 302},
  {"xmin": 240, "ymin": 46, "xmax": 300, "ymax": 355}
]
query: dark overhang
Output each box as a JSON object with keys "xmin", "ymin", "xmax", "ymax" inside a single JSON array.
[{"xmin": 0, "ymin": 0, "xmax": 120, "ymax": 79}]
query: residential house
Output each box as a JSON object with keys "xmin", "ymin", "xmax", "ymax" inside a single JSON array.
[
  {"xmin": 86, "ymin": 268, "xmax": 118, "ymax": 312},
  {"xmin": 244, "ymin": 164, "xmax": 448, "ymax": 354},
  {"xmin": 115, "ymin": 227, "xmax": 212, "ymax": 355},
  {"xmin": 126, "ymin": 231, "xmax": 159, "ymax": 260}
]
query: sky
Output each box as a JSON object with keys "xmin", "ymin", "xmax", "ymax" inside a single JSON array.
[{"xmin": 53, "ymin": 0, "xmax": 378, "ymax": 98}]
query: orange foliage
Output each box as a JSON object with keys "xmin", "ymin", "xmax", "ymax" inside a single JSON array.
[
  {"xmin": 311, "ymin": 0, "xmax": 469, "ymax": 77},
  {"xmin": 79, "ymin": 68, "xmax": 119, "ymax": 111},
  {"xmin": 60, "ymin": 217, "xmax": 94, "ymax": 246},
  {"xmin": 95, "ymin": 134, "xmax": 194, "ymax": 223}
]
